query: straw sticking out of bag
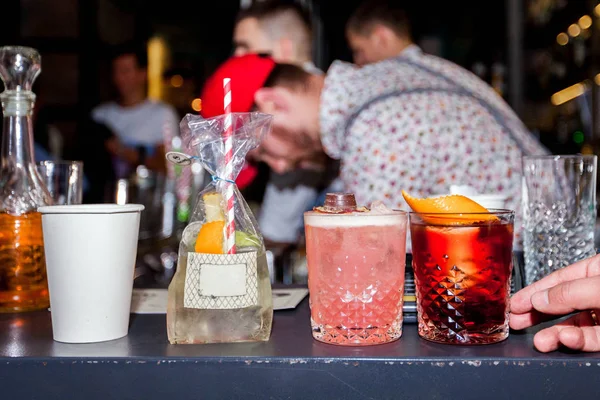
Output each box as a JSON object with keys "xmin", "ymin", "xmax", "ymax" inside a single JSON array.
[{"xmin": 223, "ymin": 77, "xmax": 236, "ymax": 254}]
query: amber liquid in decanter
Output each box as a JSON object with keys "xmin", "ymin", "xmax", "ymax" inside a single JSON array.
[
  {"xmin": 0, "ymin": 212, "xmax": 48, "ymax": 311},
  {"xmin": 0, "ymin": 46, "xmax": 52, "ymax": 311}
]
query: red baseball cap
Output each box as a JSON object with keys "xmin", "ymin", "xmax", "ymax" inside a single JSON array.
[
  {"xmin": 200, "ymin": 54, "xmax": 276, "ymax": 119},
  {"xmin": 200, "ymin": 54, "xmax": 276, "ymax": 190}
]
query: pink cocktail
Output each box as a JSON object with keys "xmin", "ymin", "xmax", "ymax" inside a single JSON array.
[{"xmin": 304, "ymin": 202, "xmax": 407, "ymax": 346}]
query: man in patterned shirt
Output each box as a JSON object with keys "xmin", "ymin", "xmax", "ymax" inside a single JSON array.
[
  {"xmin": 210, "ymin": 5, "xmax": 547, "ymax": 246},
  {"xmin": 254, "ymin": 64, "xmax": 546, "ymax": 203}
]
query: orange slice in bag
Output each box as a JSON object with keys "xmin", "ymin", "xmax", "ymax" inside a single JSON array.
[
  {"xmin": 194, "ymin": 220, "xmax": 225, "ymax": 254},
  {"xmin": 401, "ymin": 190, "xmax": 498, "ymax": 225}
]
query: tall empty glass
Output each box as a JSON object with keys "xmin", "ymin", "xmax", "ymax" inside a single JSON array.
[
  {"xmin": 37, "ymin": 161, "xmax": 83, "ymax": 205},
  {"xmin": 522, "ymin": 155, "xmax": 597, "ymax": 285}
]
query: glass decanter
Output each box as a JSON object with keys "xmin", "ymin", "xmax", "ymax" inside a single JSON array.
[{"xmin": 0, "ymin": 46, "xmax": 52, "ymax": 312}]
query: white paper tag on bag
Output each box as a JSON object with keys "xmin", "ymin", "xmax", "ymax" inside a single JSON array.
[
  {"xmin": 184, "ymin": 251, "xmax": 259, "ymax": 309},
  {"xmin": 199, "ymin": 264, "xmax": 246, "ymax": 297}
]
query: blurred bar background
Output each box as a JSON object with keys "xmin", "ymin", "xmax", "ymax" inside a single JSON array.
[
  {"xmin": 3, "ymin": 0, "xmax": 600, "ymax": 285},
  {"xmin": 0, "ymin": 0, "xmax": 598, "ymax": 158}
]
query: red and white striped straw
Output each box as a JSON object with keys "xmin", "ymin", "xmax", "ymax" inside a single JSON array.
[{"xmin": 223, "ymin": 77, "xmax": 236, "ymax": 254}]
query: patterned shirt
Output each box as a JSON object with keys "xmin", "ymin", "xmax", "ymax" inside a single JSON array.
[{"xmin": 319, "ymin": 46, "xmax": 548, "ymax": 247}]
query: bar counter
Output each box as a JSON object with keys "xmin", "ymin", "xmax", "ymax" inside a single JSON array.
[{"xmin": 1, "ymin": 293, "xmax": 599, "ymax": 399}]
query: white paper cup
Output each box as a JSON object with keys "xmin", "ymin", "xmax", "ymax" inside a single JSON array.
[{"xmin": 39, "ymin": 204, "xmax": 144, "ymax": 343}]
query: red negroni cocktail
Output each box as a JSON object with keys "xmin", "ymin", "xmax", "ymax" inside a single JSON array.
[{"xmin": 403, "ymin": 191, "xmax": 514, "ymax": 345}]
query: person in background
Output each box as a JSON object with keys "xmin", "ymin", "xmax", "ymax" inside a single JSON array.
[
  {"xmin": 345, "ymin": 0, "xmax": 415, "ymax": 67},
  {"xmin": 91, "ymin": 42, "xmax": 179, "ymax": 180},
  {"xmin": 234, "ymin": 0, "xmax": 320, "ymax": 74},
  {"xmin": 511, "ymin": 254, "xmax": 600, "ymax": 353},
  {"xmin": 339, "ymin": 0, "xmax": 550, "ymax": 245},
  {"xmin": 205, "ymin": 8, "xmax": 547, "ymax": 248},
  {"xmin": 231, "ymin": 1, "xmax": 332, "ymax": 248}
]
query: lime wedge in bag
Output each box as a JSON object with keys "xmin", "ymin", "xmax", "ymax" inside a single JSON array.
[{"xmin": 235, "ymin": 231, "xmax": 261, "ymax": 249}]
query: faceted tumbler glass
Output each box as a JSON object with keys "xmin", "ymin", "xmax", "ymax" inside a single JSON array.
[
  {"xmin": 522, "ymin": 155, "xmax": 597, "ymax": 286},
  {"xmin": 304, "ymin": 210, "xmax": 407, "ymax": 346},
  {"xmin": 410, "ymin": 210, "xmax": 514, "ymax": 345}
]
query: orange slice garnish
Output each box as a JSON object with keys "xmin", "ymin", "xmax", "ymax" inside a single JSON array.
[
  {"xmin": 402, "ymin": 190, "xmax": 498, "ymax": 225},
  {"xmin": 194, "ymin": 220, "xmax": 225, "ymax": 254}
]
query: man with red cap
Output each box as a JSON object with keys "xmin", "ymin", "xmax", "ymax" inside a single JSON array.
[
  {"xmin": 200, "ymin": 37, "xmax": 546, "ymax": 247},
  {"xmin": 201, "ymin": 54, "xmax": 334, "ymax": 255}
]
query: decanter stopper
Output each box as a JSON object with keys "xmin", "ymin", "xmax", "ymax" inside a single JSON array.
[{"xmin": 0, "ymin": 46, "xmax": 41, "ymax": 92}]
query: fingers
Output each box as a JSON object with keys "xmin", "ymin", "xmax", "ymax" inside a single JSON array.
[
  {"xmin": 533, "ymin": 312, "xmax": 600, "ymax": 353},
  {"xmin": 511, "ymin": 274, "xmax": 600, "ymax": 330},
  {"xmin": 533, "ymin": 324, "xmax": 569, "ymax": 353},
  {"xmin": 509, "ymin": 309, "xmax": 556, "ymax": 331},
  {"xmin": 254, "ymin": 87, "xmax": 290, "ymax": 113},
  {"xmin": 558, "ymin": 327, "xmax": 586, "ymax": 351},
  {"xmin": 511, "ymin": 255, "xmax": 600, "ymax": 315},
  {"xmin": 254, "ymin": 88, "xmax": 274, "ymax": 104},
  {"xmin": 530, "ymin": 276, "xmax": 600, "ymax": 315}
]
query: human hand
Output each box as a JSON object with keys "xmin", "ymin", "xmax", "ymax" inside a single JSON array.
[
  {"xmin": 105, "ymin": 137, "xmax": 120, "ymax": 155},
  {"xmin": 105, "ymin": 137, "xmax": 135, "ymax": 161},
  {"xmin": 105, "ymin": 138, "xmax": 142, "ymax": 166},
  {"xmin": 510, "ymin": 254, "xmax": 600, "ymax": 352}
]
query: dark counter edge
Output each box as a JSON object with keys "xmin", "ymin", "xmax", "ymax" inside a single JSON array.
[
  {"xmin": 2, "ymin": 354, "xmax": 599, "ymax": 366},
  {"xmin": 2, "ymin": 354, "xmax": 600, "ymax": 400}
]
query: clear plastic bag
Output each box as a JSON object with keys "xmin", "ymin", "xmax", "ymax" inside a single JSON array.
[{"xmin": 167, "ymin": 112, "xmax": 273, "ymax": 344}]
